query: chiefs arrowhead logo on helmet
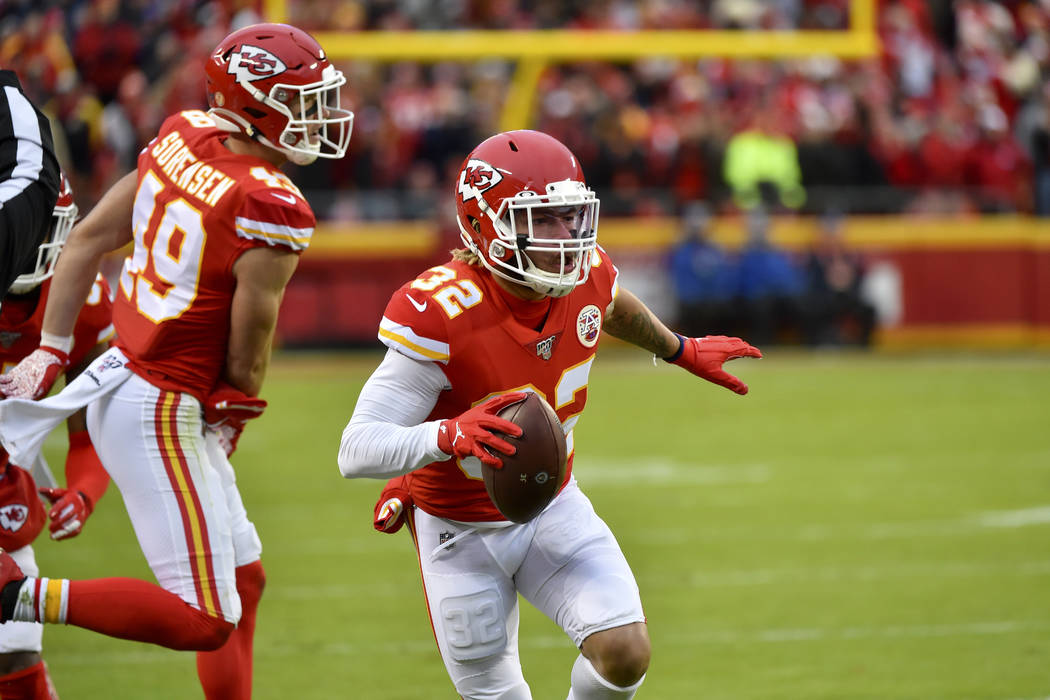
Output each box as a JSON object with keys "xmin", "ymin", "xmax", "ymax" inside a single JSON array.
[
  {"xmin": 228, "ymin": 45, "xmax": 287, "ymax": 82},
  {"xmin": 457, "ymin": 159, "xmax": 503, "ymax": 203},
  {"xmin": 0, "ymin": 504, "xmax": 29, "ymax": 533}
]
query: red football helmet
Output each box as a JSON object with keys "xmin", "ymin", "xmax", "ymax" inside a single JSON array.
[
  {"xmin": 455, "ymin": 130, "xmax": 600, "ymax": 297},
  {"xmin": 9, "ymin": 172, "xmax": 76, "ymax": 295},
  {"xmin": 205, "ymin": 23, "xmax": 353, "ymax": 165}
]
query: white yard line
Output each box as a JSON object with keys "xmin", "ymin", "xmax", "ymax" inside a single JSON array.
[
  {"xmin": 572, "ymin": 458, "xmax": 771, "ymax": 485},
  {"xmin": 50, "ymin": 619, "xmax": 1048, "ymax": 666},
  {"xmin": 672, "ymin": 560, "xmax": 1050, "ymax": 588},
  {"xmin": 977, "ymin": 506, "xmax": 1050, "ymax": 528},
  {"xmin": 664, "ymin": 620, "xmax": 1050, "ymax": 645},
  {"xmin": 248, "ymin": 557, "xmax": 1050, "ymax": 598},
  {"xmin": 633, "ymin": 504, "xmax": 1050, "ymax": 546}
]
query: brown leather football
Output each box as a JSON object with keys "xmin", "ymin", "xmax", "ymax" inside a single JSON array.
[{"xmin": 483, "ymin": 392, "xmax": 567, "ymax": 523}]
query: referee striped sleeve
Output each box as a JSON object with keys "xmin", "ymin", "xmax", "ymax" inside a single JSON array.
[{"xmin": 0, "ymin": 85, "xmax": 46, "ymax": 205}]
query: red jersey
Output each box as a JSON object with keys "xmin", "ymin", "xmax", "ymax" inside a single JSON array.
[
  {"xmin": 378, "ymin": 248, "xmax": 620, "ymax": 521},
  {"xmin": 0, "ymin": 276, "xmax": 114, "ymax": 374},
  {"xmin": 113, "ymin": 110, "xmax": 315, "ymax": 401}
]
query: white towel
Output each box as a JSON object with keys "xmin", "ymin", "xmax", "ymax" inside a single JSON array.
[{"xmin": 0, "ymin": 346, "xmax": 132, "ymax": 465}]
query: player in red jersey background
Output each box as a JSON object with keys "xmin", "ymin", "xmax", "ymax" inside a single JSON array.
[
  {"xmin": 0, "ymin": 23, "xmax": 352, "ymax": 699},
  {"xmin": 339, "ymin": 130, "xmax": 761, "ymax": 700},
  {"xmin": 0, "ymin": 173, "xmax": 112, "ymax": 699}
]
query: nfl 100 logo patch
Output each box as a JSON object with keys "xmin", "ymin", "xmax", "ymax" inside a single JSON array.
[{"xmin": 535, "ymin": 334, "xmax": 557, "ymax": 360}]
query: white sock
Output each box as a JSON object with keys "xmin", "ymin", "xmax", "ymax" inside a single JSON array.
[
  {"xmin": 565, "ymin": 654, "xmax": 645, "ymax": 700},
  {"xmin": 11, "ymin": 577, "xmax": 38, "ymax": 622},
  {"xmin": 11, "ymin": 577, "xmax": 69, "ymax": 624}
]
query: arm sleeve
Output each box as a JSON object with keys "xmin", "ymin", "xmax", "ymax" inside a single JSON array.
[
  {"xmin": 338, "ymin": 348, "xmax": 452, "ymax": 479},
  {"xmin": 64, "ymin": 429, "xmax": 110, "ymax": 507}
]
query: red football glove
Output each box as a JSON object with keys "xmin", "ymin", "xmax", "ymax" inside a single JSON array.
[
  {"xmin": 0, "ymin": 345, "xmax": 70, "ymax": 399},
  {"xmin": 437, "ymin": 392, "xmax": 525, "ymax": 469},
  {"xmin": 665, "ymin": 333, "xmax": 762, "ymax": 395},
  {"xmin": 39, "ymin": 487, "xmax": 93, "ymax": 541},
  {"xmin": 373, "ymin": 476, "xmax": 413, "ymax": 534},
  {"xmin": 203, "ymin": 383, "xmax": 267, "ymax": 458}
]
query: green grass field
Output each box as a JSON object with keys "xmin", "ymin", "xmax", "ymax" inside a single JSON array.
[{"xmin": 33, "ymin": 349, "xmax": 1050, "ymax": 699}]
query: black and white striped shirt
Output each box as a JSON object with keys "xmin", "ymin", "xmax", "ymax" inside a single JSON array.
[{"xmin": 0, "ymin": 70, "xmax": 60, "ymax": 209}]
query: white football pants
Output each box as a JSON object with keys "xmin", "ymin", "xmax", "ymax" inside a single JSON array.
[
  {"xmin": 411, "ymin": 480, "xmax": 645, "ymax": 699},
  {"xmin": 85, "ymin": 372, "xmax": 261, "ymax": 623}
]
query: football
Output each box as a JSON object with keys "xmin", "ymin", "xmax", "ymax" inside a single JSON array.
[{"xmin": 483, "ymin": 392, "xmax": 567, "ymax": 523}]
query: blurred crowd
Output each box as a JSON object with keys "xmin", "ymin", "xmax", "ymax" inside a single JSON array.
[
  {"xmin": 289, "ymin": 0, "xmax": 852, "ymax": 31},
  {"xmin": 668, "ymin": 203, "xmax": 877, "ymax": 347},
  {"xmin": 1, "ymin": 0, "xmax": 1049, "ymax": 220}
]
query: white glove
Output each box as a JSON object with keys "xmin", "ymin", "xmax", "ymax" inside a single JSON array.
[
  {"xmin": 209, "ymin": 423, "xmax": 241, "ymax": 458},
  {"xmin": 0, "ymin": 345, "xmax": 71, "ymax": 399}
]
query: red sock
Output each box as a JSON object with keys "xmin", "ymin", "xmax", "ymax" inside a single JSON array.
[
  {"xmin": 196, "ymin": 561, "xmax": 266, "ymax": 700},
  {"xmin": 65, "ymin": 578, "xmax": 233, "ymax": 650},
  {"xmin": 0, "ymin": 660, "xmax": 58, "ymax": 699}
]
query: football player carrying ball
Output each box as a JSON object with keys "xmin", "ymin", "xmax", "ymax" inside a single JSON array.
[{"xmin": 340, "ymin": 129, "xmax": 761, "ymax": 700}]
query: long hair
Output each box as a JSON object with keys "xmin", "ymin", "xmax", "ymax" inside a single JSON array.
[{"xmin": 451, "ymin": 248, "xmax": 481, "ymax": 266}]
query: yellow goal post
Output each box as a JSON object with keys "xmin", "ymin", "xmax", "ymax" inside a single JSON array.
[{"xmin": 263, "ymin": 0, "xmax": 878, "ymax": 131}]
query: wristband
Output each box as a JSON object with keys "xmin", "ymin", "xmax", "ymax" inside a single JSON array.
[
  {"xmin": 40, "ymin": 332, "xmax": 74, "ymax": 354},
  {"xmin": 662, "ymin": 333, "xmax": 686, "ymax": 363}
]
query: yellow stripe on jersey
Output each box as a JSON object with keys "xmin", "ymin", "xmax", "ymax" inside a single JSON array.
[
  {"xmin": 378, "ymin": 317, "xmax": 450, "ymax": 362},
  {"xmin": 234, "ymin": 216, "xmax": 313, "ymax": 251}
]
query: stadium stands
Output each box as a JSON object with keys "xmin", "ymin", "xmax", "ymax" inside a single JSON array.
[{"xmin": 0, "ymin": 0, "xmax": 1046, "ymax": 218}]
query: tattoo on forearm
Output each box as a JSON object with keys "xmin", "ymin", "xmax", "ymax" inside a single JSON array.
[{"xmin": 604, "ymin": 308, "xmax": 673, "ymax": 356}]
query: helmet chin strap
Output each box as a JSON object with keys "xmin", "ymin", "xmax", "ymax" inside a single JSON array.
[
  {"xmin": 208, "ymin": 109, "xmax": 250, "ymax": 135},
  {"xmin": 455, "ymin": 217, "xmax": 476, "ymax": 252},
  {"xmin": 207, "ymin": 108, "xmax": 316, "ymax": 164},
  {"xmin": 284, "ymin": 144, "xmax": 319, "ymax": 166},
  {"xmin": 463, "ymin": 191, "xmax": 584, "ymax": 297}
]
